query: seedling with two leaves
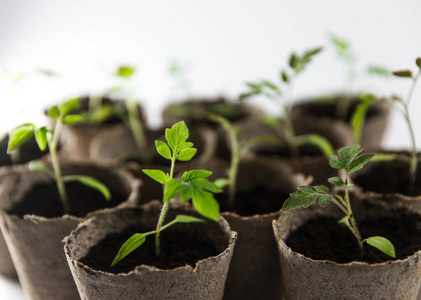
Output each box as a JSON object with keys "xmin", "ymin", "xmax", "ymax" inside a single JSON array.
[
  {"xmin": 281, "ymin": 144, "xmax": 396, "ymax": 258},
  {"xmin": 112, "ymin": 121, "xmax": 221, "ymax": 266},
  {"xmin": 7, "ymin": 97, "xmax": 111, "ymax": 214},
  {"xmin": 240, "ymin": 47, "xmax": 333, "ymax": 158}
]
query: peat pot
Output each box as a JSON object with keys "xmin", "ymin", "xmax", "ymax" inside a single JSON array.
[
  {"xmin": 64, "ymin": 200, "xmax": 237, "ymax": 300},
  {"xmin": 0, "ymin": 162, "xmax": 141, "ymax": 300},
  {"xmin": 273, "ymin": 196, "xmax": 421, "ymax": 299}
]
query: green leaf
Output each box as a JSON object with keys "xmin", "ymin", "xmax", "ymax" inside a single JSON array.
[
  {"xmin": 351, "ymin": 98, "xmax": 373, "ymax": 143},
  {"xmin": 338, "ymin": 144, "xmax": 363, "ymax": 164},
  {"xmin": 178, "ymin": 141, "xmax": 194, "ymax": 151},
  {"xmin": 416, "ymin": 57, "xmax": 421, "ymax": 69},
  {"xmin": 289, "ymin": 53, "xmax": 297, "ymax": 68},
  {"xmin": 364, "ymin": 236, "xmax": 396, "ymax": 258},
  {"xmin": 34, "ymin": 127, "xmax": 48, "ymax": 151},
  {"xmin": 182, "ymin": 180, "xmax": 220, "ymax": 221},
  {"xmin": 329, "ymin": 34, "xmax": 349, "ymax": 50},
  {"xmin": 246, "ymin": 82, "xmax": 262, "ymax": 92},
  {"xmin": 62, "ymin": 175, "xmax": 111, "ymax": 201},
  {"xmin": 155, "ymin": 140, "xmax": 172, "ymax": 160},
  {"xmin": 28, "ymin": 160, "xmax": 54, "ymax": 178},
  {"xmin": 47, "ymin": 106, "xmax": 59, "ymax": 119},
  {"xmin": 173, "ymin": 214, "xmax": 206, "ymax": 224},
  {"xmin": 58, "ymin": 97, "xmax": 80, "ymax": 116},
  {"xmin": 182, "ymin": 170, "xmax": 213, "ymax": 182},
  {"xmin": 112, "ymin": 233, "xmax": 147, "ymax": 266},
  {"xmin": 63, "ymin": 114, "xmax": 83, "ymax": 125},
  {"xmin": 261, "ymin": 80, "xmax": 279, "ymax": 92},
  {"xmin": 348, "ymin": 154, "xmax": 374, "ymax": 173},
  {"xmin": 7, "ymin": 123, "xmax": 35, "ymax": 153},
  {"xmin": 163, "ymin": 179, "xmax": 183, "ymax": 203},
  {"xmin": 213, "ymin": 178, "xmax": 229, "ymax": 189},
  {"xmin": 328, "ymin": 177, "xmax": 344, "ymax": 186},
  {"xmin": 367, "ymin": 65, "xmax": 391, "ymax": 76},
  {"xmin": 239, "ymin": 92, "xmax": 259, "ymax": 100},
  {"xmin": 392, "ymin": 70, "xmax": 413, "ymax": 78},
  {"xmin": 338, "ymin": 215, "xmax": 350, "ymax": 227},
  {"xmin": 192, "ymin": 178, "xmax": 223, "ymax": 193},
  {"xmin": 166, "ymin": 121, "xmax": 189, "ymax": 152},
  {"xmin": 142, "ymin": 169, "xmax": 169, "ymax": 184},
  {"xmin": 329, "ymin": 155, "xmax": 347, "ymax": 169},
  {"xmin": 281, "ymin": 185, "xmax": 330, "ymax": 211},
  {"xmin": 176, "ymin": 148, "xmax": 197, "ymax": 161},
  {"xmin": 281, "ymin": 71, "xmax": 289, "ymax": 83},
  {"xmin": 371, "ymin": 153, "xmax": 400, "ymax": 162},
  {"xmin": 115, "ymin": 65, "xmax": 136, "ymax": 79},
  {"xmin": 298, "ymin": 134, "xmax": 333, "ymax": 157}
]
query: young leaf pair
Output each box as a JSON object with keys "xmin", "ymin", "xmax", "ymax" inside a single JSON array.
[
  {"xmin": 7, "ymin": 97, "xmax": 111, "ymax": 213},
  {"xmin": 112, "ymin": 121, "xmax": 221, "ymax": 266},
  {"xmin": 282, "ymin": 144, "xmax": 396, "ymax": 259}
]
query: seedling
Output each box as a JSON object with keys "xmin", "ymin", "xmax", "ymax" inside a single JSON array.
[
  {"xmin": 112, "ymin": 121, "xmax": 221, "ymax": 266},
  {"xmin": 7, "ymin": 97, "xmax": 111, "ymax": 213},
  {"xmin": 281, "ymin": 144, "xmax": 396, "ymax": 259},
  {"xmin": 240, "ymin": 47, "xmax": 333, "ymax": 158}
]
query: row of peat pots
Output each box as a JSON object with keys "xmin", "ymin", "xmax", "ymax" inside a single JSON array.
[{"xmin": 0, "ymin": 94, "xmax": 420, "ymax": 300}]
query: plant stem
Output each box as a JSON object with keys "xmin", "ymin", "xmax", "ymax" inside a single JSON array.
[
  {"xmin": 89, "ymin": 92, "xmax": 102, "ymax": 118},
  {"xmin": 281, "ymin": 103, "xmax": 299, "ymax": 157},
  {"xmin": 228, "ymin": 124, "xmax": 239, "ymax": 209},
  {"xmin": 344, "ymin": 171, "xmax": 363, "ymax": 255},
  {"xmin": 155, "ymin": 157, "xmax": 176, "ymax": 256},
  {"xmin": 125, "ymin": 100, "xmax": 148, "ymax": 160},
  {"xmin": 49, "ymin": 118, "xmax": 69, "ymax": 213}
]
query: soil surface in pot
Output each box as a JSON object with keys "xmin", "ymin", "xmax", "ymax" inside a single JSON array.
[
  {"xmin": 215, "ymin": 186, "xmax": 289, "ymax": 216},
  {"xmin": 167, "ymin": 100, "xmax": 246, "ymax": 127},
  {"xmin": 286, "ymin": 214, "xmax": 421, "ymax": 264},
  {"xmin": 9, "ymin": 181, "xmax": 127, "ymax": 218},
  {"xmin": 352, "ymin": 161, "xmax": 421, "ymax": 196},
  {"xmin": 80, "ymin": 225, "xmax": 220, "ymax": 274}
]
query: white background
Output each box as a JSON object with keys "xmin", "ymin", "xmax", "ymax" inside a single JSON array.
[{"xmin": 0, "ymin": 0, "xmax": 420, "ymax": 298}]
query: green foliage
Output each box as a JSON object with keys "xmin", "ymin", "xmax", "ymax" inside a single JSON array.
[
  {"xmin": 392, "ymin": 70, "xmax": 413, "ymax": 78},
  {"xmin": 329, "ymin": 33, "xmax": 355, "ymax": 62},
  {"xmin": 163, "ymin": 121, "xmax": 197, "ymax": 161},
  {"xmin": 115, "ymin": 65, "xmax": 136, "ymax": 79},
  {"xmin": 143, "ymin": 169, "xmax": 169, "ymax": 184},
  {"xmin": 364, "ymin": 236, "xmax": 396, "ymax": 258},
  {"xmin": 281, "ymin": 185, "xmax": 332, "ymax": 211},
  {"xmin": 367, "ymin": 65, "xmax": 391, "ymax": 76},
  {"xmin": 62, "ymin": 175, "xmax": 111, "ymax": 201},
  {"xmin": 351, "ymin": 95, "xmax": 375, "ymax": 143},
  {"xmin": 329, "ymin": 144, "xmax": 373, "ymax": 174},
  {"xmin": 7, "ymin": 123, "xmax": 35, "ymax": 153}
]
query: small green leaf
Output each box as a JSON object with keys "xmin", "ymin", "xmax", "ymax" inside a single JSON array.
[
  {"xmin": 192, "ymin": 178, "xmax": 223, "ymax": 193},
  {"xmin": 329, "ymin": 155, "xmax": 346, "ymax": 169},
  {"xmin": 298, "ymin": 134, "xmax": 333, "ymax": 157},
  {"xmin": 289, "ymin": 53, "xmax": 297, "ymax": 68},
  {"xmin": 416, "ymin": 57, "xmax": 421, "ymax": 69},
  {"xmin": 47, "ymin": 106, "xmax": 59, "ymax": 119},
  {"xmin": 58, "ymin": 97, "xmax": 80, "ymax": 116},
  {"xmin": 142, "ymin": 169, "xmax": 169, "ymax": 184},
  {"xmin": 62, "ymin": 175, "xmax": 111, "ymax": 201},
  {"xmin": 348, "ymin": 154, "xmax": 374, "ymax": 173},
  {"xmin": 112, "ymin": 233, "xmax": 147, "ymax": 266},
  {"xmin": 155, "ymin": 140, "xmax": 172, "ymax": 160},
  {"xmin": 63, "ymin": 115, "xmax": 83, "ymax": 125},
  {"xmin": 351, "ymin": 98, "xmax": 373, "ymax": 144},
  {"xmin": 166, "ymin": 121, "xmax": 189, "ymax": 152},
  {"xmin": 318, "ymin": 194, "xmax": 332, "ymax": 207},
  {"xmin": 213, "ymin": 178, "xmax": 229, "ymax": 189},
  {"xmin": 338, "ymin": 215, "xmax": 350, "ymax": 227},
  {"xmin": 8, "ymin": 123, "xmax": 35, "ymax": 153},
  {"xmin": 329, "ymin": 34, "xmax": 349, "ymax": 50},
  {"xmin": 163, "ymin": 179, "xmax": 183, "ymax": 203},
  {"xmin": 177, "ymin": 148, "xmax": 197, "ymax": 161},
  {"xmin": 173, "ymin": 214, "xmax": 206, "ymax": 224},
  {"xmin": 246, "ymin": 82, "xmax": 262, "ymax": 92},
  {"xmin": 182, "ymin": 170, "xmax": 213, "ymax": 182},
  {"xmin": 338, "ymin": 144, "xmax": 363, "ymax": 164},
  {"xmin": 178, "ymin": 142, "xmax": 194, "ymax": 151},
  {"xmin": 346, "ymin": 183, "xmax": 354, "ymax": 188},
  {"xmin": 239, "ymin": 92, "xmax": 259, "ymax": 100},
  {"xmin": 34, "ymin": 127, "xmax": 48, "ymax": 151},
  {"xmin": 281, "ymin": 71, "xmax": 289, "ymax": 82},
  {"xmin": 364, "ymin": 236, "xmax": 396, "ymax": 258},
  {"xmin": 392, "ymin": 70, "xmax": 413, "ymax": 78},
  {"xmin": 367, "ymin": 65, "xmax": 391, "ymax": 76},
  {"xmin": 328, "ymin": 177, "xmax": 344, "ymax": 186},
  {"xmin": 371, "ymin": 153, "xmax": 400, "ymax": 162},
  {"xmin": 261, "ymin": 80, "xmax": 279, "ymax": 92},
  {"xmin": 281, "ymin": 191, "xmax": 319, "ymax": 211},
  {"xmin": 191, "ymin": 189, "xmax": 220, "ymax": 222},
  {"xmin": 115, "ymin": 65, "xmax": 136, "ymax": 79}
]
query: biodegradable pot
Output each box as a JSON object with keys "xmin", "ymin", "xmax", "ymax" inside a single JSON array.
[
  {"xmin": 188, "ymin": 157, "xmax": 309, "ymax": 300},
  {"xmin": 350, "ymin": 152, "xmax": 421, "ymax": 211},
  {"xmin": 273, "ymin": 196, "xmax": 421, "ymax": 299},
  {"xmin": 162, "ymin": 97, "xmax": 264, "ymax": 159},
  {"xmin": 0, "ymin": 162, "xmax": 141, "ymax": 300},
  {"xmin": 291, "ymin": 96, "xmax": 390, "ymax": 151},
  {"xmin": 89, "ymin": 123, "xmax": 218, "ymax": 167},
  {"xmin": 55, "ymin": 96, "xmax": 146, "ymax": 161},
  {"xmin": 0, "ymin": 135, "xmax": 48, "ymax": 279},
  {"xmin": 64, "ymin": 200, "xmax": 237, "ymax": 300}
]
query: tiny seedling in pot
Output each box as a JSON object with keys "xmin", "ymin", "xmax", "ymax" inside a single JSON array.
[
  {"xmin": 7, "ymin": 97, "xmax": 111, "ymax": 213},
  {"xmin": 281, "ymin": 144, "xmax": 395, "ymax": 258},
  {"xmin": 112, "ymin": 121, "xmax": 221, "ymax": 265},
  {"xmin": 240, "ymin": 47, "xmax": 333, "ymax": 158}
]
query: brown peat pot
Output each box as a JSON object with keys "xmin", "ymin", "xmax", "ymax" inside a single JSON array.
[
  {"xmin": 64, "ymin": 201, "xmax": 237, "ymax": 300},
  {"xmin": 273, "ymin": 195, "xmax": 421, "ymax": 299},
  {"xmin": 0, "ymin": 162, "xmax": 141, "ymax": 300}
]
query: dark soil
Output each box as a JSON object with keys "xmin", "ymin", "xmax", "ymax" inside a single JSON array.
[
  {"xmin": 9, "ymin": 181, "xmax": 126, "ymax": 218},
  {"xmin": 286, "ymin": 214, "xmax": 421, "ymax": 264},
  {"xmin": 80, "ymin": 224, "xmax": 220, "ymax": 274},
  {"xmin": 167, "ymin": 99, "xmax": 246, "ymax": 127},
  {"xmin": 300, "ymin": 97, "xmax": 377, "ymax": 122},
  {"xmin": 256, "ymin": 143, "xmax": 323, "ymax": 158},
  {"xmin": 352, "ymin": 160, "xmax": 421, "ymax": 196},
  {"xmin": 0, "ymin": 135, "xmax": 47, "ymax": 166},
  {"xmin": 216, "ymin": 186, "xmax": 289, "ymax": 216}
]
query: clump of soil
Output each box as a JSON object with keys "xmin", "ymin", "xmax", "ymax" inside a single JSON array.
[
  {"xmin": 80, "ymin": 225, "xmax": 220, "ymax": 274},
  {"xmin": 286, "ymin": 213, "xmax": 421, "ymax": 264},
  {"xmin": 9, "ymin": 181, "xmax": 126, "ymax": 218}
]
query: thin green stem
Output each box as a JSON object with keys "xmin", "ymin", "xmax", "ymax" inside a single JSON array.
[
  {"xmin": 125, "ymin": 100, "xmax": 149, "ymax": 162},
  {"xmin": 344, "ymin": 171, "xmax": 363, "ymax": 255},
  {"xmin": 155, "ymin": 156, "xmax": 176, "ymax": 256},
  {"xmin": 49, "ymin": 118, "xmax": 69, "ymax": 213},
  {"xmin": 228, "ymin": 125, "xmax": 239, "ymax": 209},
  {"xmin": 331, "ymin": 197, "xmax": 348, "ymax": 215},
  {"xmin": 89, "ymin": 92, "xmax": 102, "ymax": 118}
]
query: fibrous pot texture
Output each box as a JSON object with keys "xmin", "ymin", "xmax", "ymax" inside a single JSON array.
[
  {"xmin": 273, "ymin": 196, "xmax": 421, "ymax": 299},
  {"xmin": 0, "ymin": 162, "xmax": 141, "ymax": 300},
  {"xmin": 64, "ymin": 200, "xmax": 237, "ymax": 300}
]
